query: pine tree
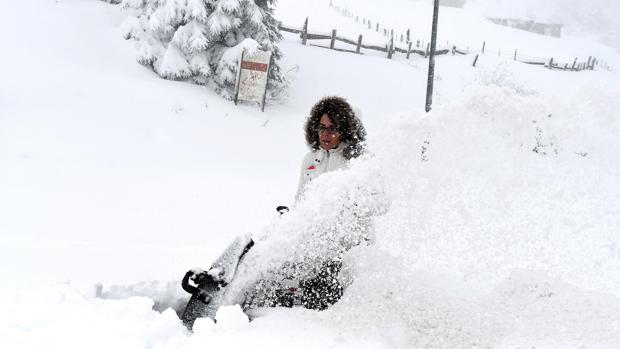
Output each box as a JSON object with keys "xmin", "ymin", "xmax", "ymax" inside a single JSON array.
[{"xmin": 121, "ymin": 0, "xmax": 285, "ymax": 100}]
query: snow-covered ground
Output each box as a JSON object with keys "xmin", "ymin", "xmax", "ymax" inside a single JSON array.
[{"xmin": 1, "ymin": 0, "xmax": 620, "ymax": 348}]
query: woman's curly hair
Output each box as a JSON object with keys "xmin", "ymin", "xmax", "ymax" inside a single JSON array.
[{"xmin": 304, "ymin": 96, "xmax": 366, "ymax": 160}]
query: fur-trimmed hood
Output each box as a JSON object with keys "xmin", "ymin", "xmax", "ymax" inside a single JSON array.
[{"xmin": 304, "ymin": 96, "xmax": 366, "ymax": 160}]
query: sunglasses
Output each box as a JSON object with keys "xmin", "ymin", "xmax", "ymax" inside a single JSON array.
[{"xmin": 314, "ymin": 124, "xmax": 340, "ymax": 135}]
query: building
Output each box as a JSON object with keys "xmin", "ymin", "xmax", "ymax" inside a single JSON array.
[
  {"xmin": 440, "ymin": 0, "xmax": 466, "ymax": 8},
  {"xmin": 487, "ymin": 18, "xmax": 562, "ymax": 38}
]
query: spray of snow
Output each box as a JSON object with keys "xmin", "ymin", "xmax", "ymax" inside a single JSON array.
[{"xmin": 213, "ymin": 80, "xmax": 620, "ymax": 346}]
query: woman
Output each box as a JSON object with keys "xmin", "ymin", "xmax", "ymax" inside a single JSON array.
[
  {"xmin": 181, "ymin": 96, "xmax": 368, "ymax": 328},
  {"xmin": 295, "ymin": 96, "xmax": 367, "ymax": 201}
]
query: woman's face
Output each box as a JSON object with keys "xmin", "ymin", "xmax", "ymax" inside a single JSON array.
[{"xmin": 318, "ymin": 114, "xmax": 342, "ymax": 150}]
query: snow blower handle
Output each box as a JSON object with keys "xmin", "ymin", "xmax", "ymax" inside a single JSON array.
[
  {"xmin": 276, "ymin": 205, "xmax": 289, "ymax": 215},
  {"xmin": 181, "ymin": 270, "xmax": 200, "ymax": 295}
]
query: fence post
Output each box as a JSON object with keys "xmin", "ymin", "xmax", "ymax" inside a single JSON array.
[
  {"xmin": 400, "ymin": 34, "xmax": 404, "ymax": 43},
  {"xmin": 301, "ymin": 17, "xmax": 308, "ymax": 45},
  {"xmin": 376, "ymin": 23, "xmax": 379, "ymax": 32},
  {"xmin": 571, "ymin": 57, "xmax": 577, "ymax": 71},
  {"xmin": 407, "ymin": 41, "xmax": 412, "ymax": 59},
  {"xmin": 356, "ymin": 34, "xmax": 362, "ymax": 54},
  {"xmin": 387, "ymin": 37, "xmax": 394, "ymax": 59},
  {"xmin": 330, "ymin": 29, "xmax": 337, "ymax": 49},
  {"xmin": 587, "ymin": 56, "xmax": 592, "ymax": 69},
  {"xmin": 482, "ymin": 41, "xmax": 486, "ymax": 54},
  {"xmin": 425, "ymin": 43, "xmax": 430, "ymax": 58},
  {"xmin": 548, "ymin": 57, "xmax": 554, "ymax": 69},
  {"xmin": 514, "ymin": 49, "xmax": 517, "ymax": 60},
  {"xmin": 472, "ymin": 54, "xmax": 479, "ymax": 67},
  {"xmin": 406, "ymin": 29, "xmax": 410, "ymax": 43},
  {"xmin": 390, "ymin": 29, "xmax": 394, "ymax": 38},
  {"xmin": 564, "ymin": 63, "xmax": 568, "ymax": 70},
  {"xmin": 368, "ymin": 20, "xmax": 371, "ymax": 29}
]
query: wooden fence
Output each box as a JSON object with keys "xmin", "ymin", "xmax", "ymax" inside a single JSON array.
[
  {"xmin": 279, "ymin": 18, "xmax": 602, "ymax": 73},
  {"xmin": 320, "ymin": 1, "xmax": 606, "ymax": 72},
  {"xmin": 328, "ymin": 1, "xmax": 432, "ymax": 51},
  {"xmin": 453, "ymin": 42, "xmax": 600, "ymax": 72},
  {"xmin": 280, "ymin": 18, "xmax": 449, "ymax": 60}
]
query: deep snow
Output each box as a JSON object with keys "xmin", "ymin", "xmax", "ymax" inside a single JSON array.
[{"xmin": 1, "ymin": 0, "xmax": 620, "ymax": 348}]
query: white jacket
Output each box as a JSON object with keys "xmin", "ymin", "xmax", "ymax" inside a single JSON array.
[{"xmin": 295, "ymin": 142, "xmax": 350, "ymax": 202}]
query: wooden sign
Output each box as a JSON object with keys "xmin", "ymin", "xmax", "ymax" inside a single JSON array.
[{"xmin": 234, "ymin": 49, "xmax": 272, "ymax": 112}]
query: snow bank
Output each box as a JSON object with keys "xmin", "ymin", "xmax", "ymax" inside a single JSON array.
[{"xmin": 370, "ymin": 82, "xmax": 620, "ymax": 297}]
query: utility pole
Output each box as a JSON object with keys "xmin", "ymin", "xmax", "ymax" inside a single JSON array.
[{"xmin": 425, "ymin": 0, "xmax": 440, "ymax": 113}]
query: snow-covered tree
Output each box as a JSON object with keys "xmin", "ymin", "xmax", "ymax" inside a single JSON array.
[{"xmin": 121, "ymin": 0, "xmax": 285, "ymax": 100}]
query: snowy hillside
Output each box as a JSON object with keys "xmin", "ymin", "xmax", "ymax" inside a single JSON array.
[
  {"xmin": 278, "ymin": 0, "xmax": 620, "ymax": 65},
  {"xmin": 1, "ymin": 0, "xmax": 620, "ymax": 348}
]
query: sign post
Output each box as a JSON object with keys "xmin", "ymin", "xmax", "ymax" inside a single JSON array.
[{"xmin": 234, "ymin": 49, "xmax": 272, "ymax": 112}]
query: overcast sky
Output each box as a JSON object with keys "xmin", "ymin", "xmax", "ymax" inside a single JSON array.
[{"xmin": 463, "ymin": 0, "xmax": 620, "ymax": 48}]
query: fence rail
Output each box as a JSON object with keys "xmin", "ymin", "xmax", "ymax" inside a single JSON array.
[
  {"xmin": 280, "ymin": 20, "xmax": 601, "ymax": 72},
  {"xmin": 280, "ymin": 21, "xmax": 450, "ymax": 59},
  {"xmin": 452, "ymin": 41, "xmax": 599, "ymax": 71}
]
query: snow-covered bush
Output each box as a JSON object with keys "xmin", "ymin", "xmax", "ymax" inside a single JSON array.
[
  {"xmin": 121, "ymin": 0, "xmax": 285, "ymax": 100},
  {"xmin": 476, "ymin": 63, "xmax": 537, "ymax": 97}
]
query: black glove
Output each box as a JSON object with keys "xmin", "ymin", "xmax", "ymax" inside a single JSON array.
[
  {"xmin": 181, "ymin": 270, "xmax": 224, "ymax": 303},
  {"xmin": 181, "ymin": 270, "xmax": 200, "ymax": 295}
]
